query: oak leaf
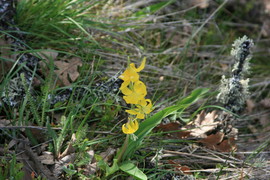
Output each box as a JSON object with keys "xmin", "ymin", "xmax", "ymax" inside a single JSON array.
[
  {"xmin": 55, "ymin": 57, "xmax": 82, "ymax": 86},
  {"xmin": 190, "ymin": 111, "xmax": 219, "ymax": 138}
]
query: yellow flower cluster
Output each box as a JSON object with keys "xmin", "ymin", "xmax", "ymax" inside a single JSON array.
[{"xmin": 119, "ymin": 58, "xmax": 153, "ymax": 134}]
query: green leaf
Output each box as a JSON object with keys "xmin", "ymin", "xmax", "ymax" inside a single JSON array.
[
  {"xmin": 98, "ymin": 159, "xmax": 119, "ymax": 177},
  {"xmin": 63, "ymin": 166, "xmax": 77, "ymax": 175},
  {"xmin": 120, "ymin": 162, "xmax": 147, "ymax": 180},
  {"xmin": 123, "ymin": 88, "xmax": 209, "ymax": 160},
  {"xmin": 176, "ymin": 88, "xmax": 209, "ymax": 106},
  {"xmin": 106, "ymin": 159, "xmax": 119, "ymax": 176}
]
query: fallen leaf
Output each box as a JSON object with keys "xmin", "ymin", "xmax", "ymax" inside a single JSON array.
[
  {"xmin": 59, "ymin": 133, "xmax": 76, "ymax": 159},
  {"xmin": 199, "ymin": 132, "xmax": 237, "ymax": 152},
  {"xmin": 8, "ymin": 139, "xmax": 17, "ymax": 149},
  {"xmin": 190, "ymin": 0, "xmax": 209, "ymax": 9},
  {"xmin": 167, "ymin": 160, "xmax": 192, "ymax": 175},
  {"xmin": 100, "ymin": 147, "xmax": 116, "ymax": 162},
  {"xmin": 54, "ymin": 57, "xmax": 82, "ymax": 86},
  {"xmin": 0, "ymin": 119, "xmax": 12, "ymax": 127},
  {"xmin": 263, "ymin": 0, "xmax": 270, "ymax": 13},
  {"xmin": 31, "ymin": 171, "xmax": 35, "ymax": 179},
  {"xmin": 190, "ymin": 111, "xmax": 219, "ymax": 138},
  {"xmin": 156, "ymin": 122, "xmax": 180, "ymax": 132},
  {"xmin": 38, "ymin": 152, "xmax": 55, "ymax": 165},
  {"xmin": 258, "ymin": 112, "xmax": 270, "ymax": 132},
  {"xmin": 216, "ymin": 137, "xmax": 237, "ymax": 152},
  {"xmin": 220, "ymin": 63, "xmax": 229, "ymax": 71},
  {"xmin": 53, "ymin": 153, "xmax": 76, "ymax": 177},
  {"xmin": 156, "ymin": 122, "xmax": 191, "ymax": 139},
  {"xmin": 260, "ymin": 98, "xmax": 270, "ymax": 108},
  {"xmin": 199, "ymin": 132, "xmax": 224, "ymax": 146},
  {"xmin": 37, "ymin": 49, "xmax": 59, "ymax": 61},
  {"xmin": 87, "ymin": 150, "xmax": 95, "ymax": 163},
  {"xmin": 246, "ymin": 99, "xmax": 255, "ymax": 113},
  {"xmin": 84, "ymin": 162, "xmax": 98, "ymax": 175}
]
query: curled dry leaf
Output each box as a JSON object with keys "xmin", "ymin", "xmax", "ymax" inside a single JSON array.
[
  {"xmin": 85, "ymin": 162, "xmax": 98, "ymax": 175},
  {"xmin": 55, "ymin": 57, "xmax": 82, "ymax": 86},
  {"xmin": 58, "ymin": 133, "xmax": 76, "ymax": 159},
  {"xmin": 82, "ymin": 150, "xmax": 97, "ymax": 175},
  {"xmin": 190, "ymin": 111, "xmax": 219, "ymax": 138},
  {"xmin": 53, "ymin": 153, "xmax": 76, "ymax": 177}
]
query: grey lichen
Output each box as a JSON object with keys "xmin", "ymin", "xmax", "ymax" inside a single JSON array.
[{"xmin": 217, "ymin": 36, "xmax": 254, "ymax": 113}]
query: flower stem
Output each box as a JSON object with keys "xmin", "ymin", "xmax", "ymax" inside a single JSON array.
[{"xmin": 116, "ymin": 134, "xmax": 129, "ymax": 162}]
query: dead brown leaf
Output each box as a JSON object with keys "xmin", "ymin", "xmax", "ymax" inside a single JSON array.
[
  {"xmin": 216, "ymin": 137, "xmax": 237, "ymax": 152},
  {"xmin": 55, "ymin": 57, "xmax": 82, "ymax": 86},
  {"xmin": 156, "ymin": 122, "xmax": 180, "ymax": 132},
  {"xmin": 167, "ymin": 160, "xmax": 192, "ymax": 175},
  {"xmin": 263, "ymin": 0, "xmax": 270, "ymax": 13},
  {"xmin": 190, "ymin": 0, "xmax": 209, "ymax": 9},
  {"xmin": 53, "ymin": 153, "xmax": 76, "ymax": 177},
  {"xmin": 246, "ymin": 99, "xmax": 255, "ymax": 113},
  {"xmin": 58, "ymin": 133, "xmax": 76, "ymax": 159},
  {"xmin": 156, "ymin": 122, "xmax": 191, "ymax": 139},
  {"xmin": 100, "ymin": 147, "xmax": 116, "ymax": 162},
  {"xmin": 0, "ymin": 119, "xmax": 12, "ymax": 127},
  {"xmin": 38, "ymin": 152, "xmax": 55, "ymax": 165},
  {"xmin": 84, "ymin": 162, "xmax": 98, "ymax": 175},
  {"xmin": 19, "ymin": 142, "xmax": 57, "ymax": 180},
  {"xmin": 37, "ymin": 49, "xmax": 59, "ymax": 61},
  {"xmin": 190, "ymin": 111, "xmax": 219, "ymax": 138},
  {"xmin": 199, "ymin": 132, "xmax": 237, "ymax": 152},
  {"xmin": 260, "ymin": 98, "xmax": 270, "ymax": 108}
]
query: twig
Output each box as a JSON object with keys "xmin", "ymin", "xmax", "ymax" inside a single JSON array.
[
  {"xmin": 22, "ymin": 143, "xmax": 57, "ymax": 180},
  {"xmin": 162, "ymin": 150, "xmax": 248, "ymax": 166},
  {"xmin": 0, "ymin": 126, "xmax": 61, "ymax": 130}
]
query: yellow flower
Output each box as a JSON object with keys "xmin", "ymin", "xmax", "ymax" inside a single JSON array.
[
  {"xmin": 126, "ymin": 99, "xmax": 153, "ymax": 119},
  {"xmin": 122, "ymin": 118, "xmax": 139, "ymax": 134},
  {"xmin": 119, "ymin": 57, "xmax": 146, "ymax": 83},
  {"xmin": 121, "ymin": 81, "xmax": 147, "ymax": 104}
]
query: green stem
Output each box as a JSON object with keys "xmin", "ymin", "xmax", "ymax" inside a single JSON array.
[{"xmin": 116, "ymin": 134, "xmax": 129, "ymax": 162}]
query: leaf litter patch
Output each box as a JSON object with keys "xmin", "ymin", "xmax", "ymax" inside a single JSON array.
[{"xmin": 156, "ymin": 110, "xmax": 237, "ymax": 153}]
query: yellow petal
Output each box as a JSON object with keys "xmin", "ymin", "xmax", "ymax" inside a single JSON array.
[
  {"xmin": 120, "ymin": 82, "xmax": 132, "ymax": 95},
  {"xmin": 126, "ymin": 109, "xmax": 138, "ymax": 115},
  {"xmin": 136, "ymin": 57, "xmax": 146, "ymax": 72},
  {"xmin": 134, "ymin": 81, "xmax": 147, "ymax": 96},
  {"xmin": 136, "ymin": 112, "xmax": 145, "ymax": 119},
  {"xmin": 123, "ymin": 94, "xmax": 143, "ymax": 104},
  {"xmin": 119, "ymin": 63, "xmax": 140, "ymax": 82},
  {"xmin": 122, "ymin": 119, "xmax": 139, "ymax": 134}
]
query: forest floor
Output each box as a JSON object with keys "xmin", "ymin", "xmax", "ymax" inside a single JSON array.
[{"xmin": 1, "ymin": 0, "xmax": 270, "ymax": 179}]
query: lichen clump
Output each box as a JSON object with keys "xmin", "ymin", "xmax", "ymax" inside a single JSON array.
[{"xmin": 217, "ymin": 36, "xmax": 254, "ymax": 113}]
